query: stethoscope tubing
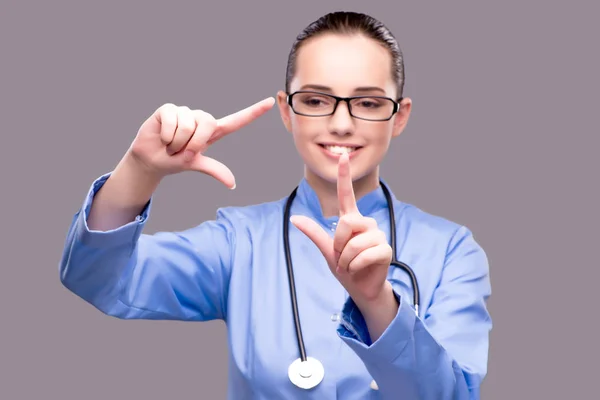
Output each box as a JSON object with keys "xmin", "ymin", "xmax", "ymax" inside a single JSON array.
[{"xmin": 283, "ymin": 180, "xmax": 420, "ymax": 363}]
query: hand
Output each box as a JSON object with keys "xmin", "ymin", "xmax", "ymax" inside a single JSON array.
[
  {"xmin": 127, "ymin": 97, "xmax": 275, "ymax": 188},
  {"xmin": 290, "ymin": 153, "xmax": 392, "ymax": 306}
]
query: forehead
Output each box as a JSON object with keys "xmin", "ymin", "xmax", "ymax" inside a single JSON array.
[{"xmin": 290, "ymin": 33, "xmax": 395, "ymax": 96}]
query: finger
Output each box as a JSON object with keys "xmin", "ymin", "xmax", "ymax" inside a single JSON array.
[
  {"xmin": 337, "ymin": 153, "xmax": 359, "ymax": 216},
  {"xmin": 337, "ymin": 230, "xmax": 386, "ymax": 272},
  {"xmin": 155, "ymin": 103, "xmax": 178, "ymax": 145},
  {"xmin": 290, "ymin": 215, "xmax": 335, "ymax": 266},
  {"xmin": 333, "ymin": 214, "xmax": 377, "ymax": 256},
  {"xmin": 183, "ymin": 110, "xmax": 217, "ymax": 157},
  {"xmin": 188, "ymin": 154, "xmax": 236, "ymax": 189},
  {"xmin": 167, "ymin": 106, "xmax": 196, "ymax": 155},
  {"xmin": 210, "ymin": 97, "xmax": 275, "ymax": 144},
  {"xmin": 347, "ymin": 243, "xmax": 392, "ymax": 274}
]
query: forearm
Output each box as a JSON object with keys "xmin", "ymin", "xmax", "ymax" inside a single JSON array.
[{"xmin": 87, "ymin": 152, "xmax": 162, "ymax": 231}]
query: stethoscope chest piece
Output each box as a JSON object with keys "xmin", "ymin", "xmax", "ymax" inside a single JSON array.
[{"xmin": 288, "ymin": 357, "xmax": 324, "ymax": 389}]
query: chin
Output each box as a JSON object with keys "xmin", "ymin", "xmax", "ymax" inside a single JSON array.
[{"xmin": 306, "ymin": 161, "xmax": 374, "ymax": 185}]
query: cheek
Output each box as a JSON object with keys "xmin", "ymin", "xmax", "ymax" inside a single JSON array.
[
  {"xmin": 363, "ymin": 125, "xmax": 394, "ymax": 146},
  {"xmin": 290, "ymin": 118, "xmax": 320, "ymax": 142}
]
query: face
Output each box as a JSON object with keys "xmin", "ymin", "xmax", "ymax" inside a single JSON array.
[{"xmin": 277, "ymin": 33, "xmax": 412, "ymax": 190}]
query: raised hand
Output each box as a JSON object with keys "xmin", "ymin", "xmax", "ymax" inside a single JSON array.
[
  {"xmin": 290, "ymin": 153, "xmax": 392, "ymax": 305},
  {"xmin": 128, "ymin": 97, "xmax": 275, "ymax": 188}
]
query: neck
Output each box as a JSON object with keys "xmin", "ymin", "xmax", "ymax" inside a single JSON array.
[{"xmin": 305, "ymin": 166, "xmax": 381, "ymax": 218}]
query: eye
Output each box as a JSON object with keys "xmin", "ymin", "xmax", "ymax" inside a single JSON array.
[
  {"xmin": 304, "ymin": 98, "xmax": 324, "ymax": 106},
  {"xmin": 355, "ymin": 99, "xmax": 382, "ymax": 108},
  {"xmin": 298, "ymin": 94, "xmax": 333, "ymax": 108}
]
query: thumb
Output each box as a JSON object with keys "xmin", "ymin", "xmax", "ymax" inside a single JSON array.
[
  {"xmin": 185, "ymin": 153, "xmax": 236, "ymax": 189},
  {"xmin": 290, "ymin": 215, "xmax": 336, "ymax": 266}
]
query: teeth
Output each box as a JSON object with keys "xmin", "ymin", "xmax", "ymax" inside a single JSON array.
[{"xmin": 324, "ymin": 145, "xmax": 357, "ymax": 154}]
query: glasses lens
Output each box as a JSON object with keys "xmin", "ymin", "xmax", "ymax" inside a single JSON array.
[
  {"xmin": 291, "ymin": 92, "xmax": 336, "ymax": 116},
  {"xmin": 349, "ymin": 97, "xmax": 395, "ymax": 120}
]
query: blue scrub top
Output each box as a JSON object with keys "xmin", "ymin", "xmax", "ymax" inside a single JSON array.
[{"xmin": 59, "ymin": 172, "xmax": 492, "ymax": 399}]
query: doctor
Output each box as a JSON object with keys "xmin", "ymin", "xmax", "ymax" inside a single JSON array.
[{"xmin": 59, "ymin": 10, "xmax": 492, "ymax": 400}]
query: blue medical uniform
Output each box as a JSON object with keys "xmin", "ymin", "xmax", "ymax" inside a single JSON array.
[{"xmin": 59, "ymin": 172, "xmax": 492, "ymax": 399}]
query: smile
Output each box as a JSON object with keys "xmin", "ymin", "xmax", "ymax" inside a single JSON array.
[{"xmin": 319, "ymin": 144, "xmax": 363, "ymax": 159}]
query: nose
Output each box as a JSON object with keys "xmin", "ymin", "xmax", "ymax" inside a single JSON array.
[{"xmin": 328, "ymin": 101, "xmax": 354, "ymax": 136}]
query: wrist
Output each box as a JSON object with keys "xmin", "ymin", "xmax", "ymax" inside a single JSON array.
[
  {"xmin": 112, "ymin": 153, "xmax": 163, "ymax": 203},
  {"xmin": 353, "ymin": 281, "xmax": 398, "ymax": 314},
  {"xmin": 121, "ymin": 150, "xmax": 165, "ymax": 184},
  {"xmin": 352, "ymin": 282, "xmax": 399, "ymax": 344},
  {"xmin": 369, "ymin": 281, "xmax": 398, "ymax": 310},
  {"xmin": 87, "ymin": 153, "xmax": 162, "ymax": 231}
]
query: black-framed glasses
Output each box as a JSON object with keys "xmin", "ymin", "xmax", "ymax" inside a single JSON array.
[{"xmin": 287, "ymin": 90, "xmax": 401, "ymax": 121}]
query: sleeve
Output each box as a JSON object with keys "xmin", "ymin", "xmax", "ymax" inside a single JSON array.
[
  {"xmin": 336, "ymin": 226, "xmax": 492, "ymax": 400},
  {"xmin": 58, "ymin": 172, "xmax": 236, "ymax": 322}
]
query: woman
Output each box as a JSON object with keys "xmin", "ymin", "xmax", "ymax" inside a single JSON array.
[{"xmin": 59, "ymin": 11, "xmax": 492, "ymax": 399}]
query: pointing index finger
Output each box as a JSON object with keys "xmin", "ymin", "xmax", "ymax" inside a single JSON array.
[
  {"xmin": 209, "ymin": 97, "xmax": 275, "ymax": 144},
  {"xmin": 337, "ymin": 153, "xmax": 359, "ymax": 216}
]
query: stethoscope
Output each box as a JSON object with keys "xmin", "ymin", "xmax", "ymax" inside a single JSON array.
[{"xmin": 283, "ymin": 180, "xmax": 420, "ymax": 390}]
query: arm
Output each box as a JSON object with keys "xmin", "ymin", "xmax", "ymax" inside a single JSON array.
[
  {"xmin": 337, "ymin": 226, "xmax": 492, "ymax": 400},
  {"xmin": 58, "ymin": 171, "xmax": 236, "ymax": 322},
  {"xmin": 59, "ymin": 98, "xmax": 276, "ymax": 321}
]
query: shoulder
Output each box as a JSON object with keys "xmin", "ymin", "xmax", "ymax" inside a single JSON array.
[
  {"xmin": 390, "ymin": 199, "xmax": 489, "ymax": 282},
  {"xmin": 393, "ymin": 198, "xmax": 477, "ymax": 250}
]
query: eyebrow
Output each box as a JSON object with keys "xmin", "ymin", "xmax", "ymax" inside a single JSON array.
[{"xmin": 299, "ymin": 84, "xmax": 386, "ymax": 95}]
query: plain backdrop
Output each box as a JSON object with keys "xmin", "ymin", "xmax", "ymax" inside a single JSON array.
[{"xmin": 1, "ymin": 1, "xmax": 598, "ymax": 399}]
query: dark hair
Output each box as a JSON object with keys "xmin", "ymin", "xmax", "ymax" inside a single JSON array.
[{"xmin": 285, "ymin": 11, "xmax": 405, "ymax": 99}]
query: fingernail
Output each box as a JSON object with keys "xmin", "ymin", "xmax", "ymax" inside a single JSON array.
[{"xmin": 230, "ymin": 182, "xmax": 236, "ymax": 190}]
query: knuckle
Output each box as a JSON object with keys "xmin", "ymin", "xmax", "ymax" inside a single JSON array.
[
  {"xmin": 339, "ymin": 214, "xmax": 354, "ymax": 227},
  {"xmin": 360, "ymin": 252, "xmax": 376, "ymax": 265},
  {"xmin": 385, "ymin": 245, "xmax": 393, "ymax": 258},
  {"xmin": 159, "ymin": 104, "xmax": 177, "ymax": 121},
  {"xmin": 204, "ymin": 116, "xmax": 218, "ymax": 133},
  {"xmin": 194, "ymin": 110, "xmax": 217, "ymax": 131},
  {"xmin": 159, "ymin": 102, "xmax": 177, "ymax": 111},
  {"xmin": 177, "ymin": 112, "xmax": 195, "ymax": 133},
  {"xmin": 336, "ymin": 220, "xmax": 348, "ymax": 232},
  {"xmin": 192, "ymin": 108, "xmax": 210, "ymax": 118},
  {"xmin": 348, "ymin": 258, "xmax": 363, "ymax": 273},
  {"xmin": 347, "ymin": 240, "xmax": 361, "ymax": 255}
]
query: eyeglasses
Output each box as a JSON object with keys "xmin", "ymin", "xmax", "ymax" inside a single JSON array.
[{"xmin": 287, "ymin": 90, "xmax": 401, "ymax": 121}]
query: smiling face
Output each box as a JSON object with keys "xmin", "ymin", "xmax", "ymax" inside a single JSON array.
[{"xmin": 277, "ymin": 33, "xmax": 412, "ymax": 193}]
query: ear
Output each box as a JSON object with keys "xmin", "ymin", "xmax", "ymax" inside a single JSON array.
[
  {"xmin": 392, "ymin": 97, "xmax": 412, "ymax": 138},
  {"xmin": 276, "ymin": 90, "xmax": 293, "ymax": 133}
]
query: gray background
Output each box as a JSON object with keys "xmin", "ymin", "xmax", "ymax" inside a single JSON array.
[{"xmin": 1, "ymin": 0, "xmax": 598, "ymax": 399}]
